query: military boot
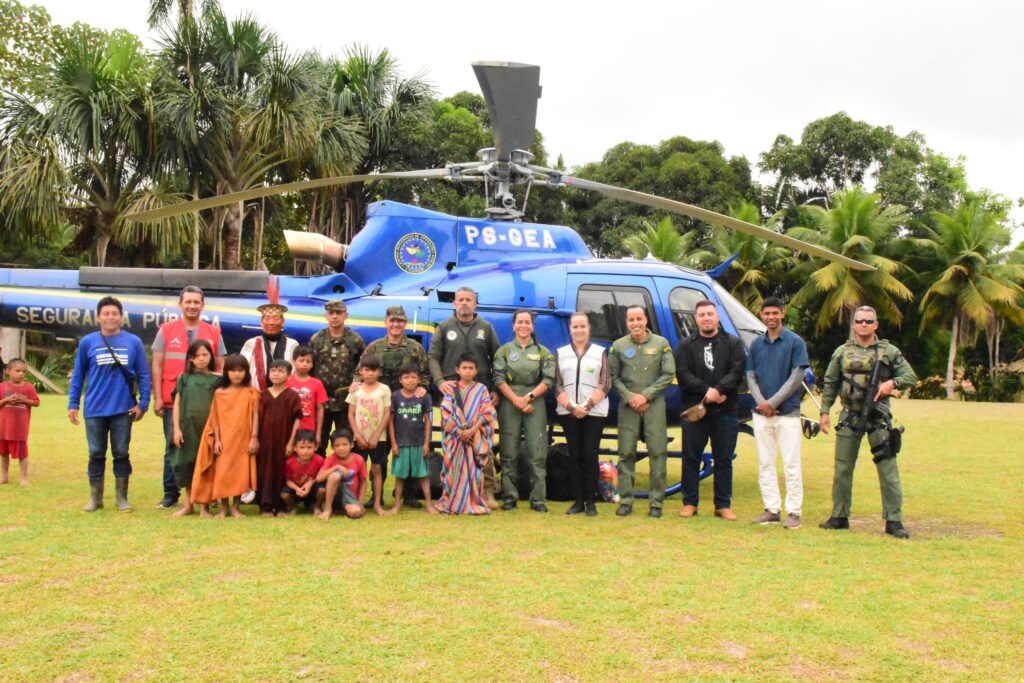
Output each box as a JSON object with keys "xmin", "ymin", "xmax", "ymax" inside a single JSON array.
[
  {"xmin": 82, "ymin": 478, "xmax": 104, "ymax": 512},
  {"xmin": 819, "ymin": 516, "xmax": 849, "ymax": 530},
  {"xmin": 885, "ymin": 521, "xmax": 909, "ymax": 539},
  {"xmin": 115, "ymin": 477, "xmax": 133, "ymax": 512}
]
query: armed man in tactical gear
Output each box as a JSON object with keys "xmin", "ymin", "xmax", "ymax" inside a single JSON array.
[{"xmin": 818, "ymin": 306, "xmax": 917, "ymax": 539}]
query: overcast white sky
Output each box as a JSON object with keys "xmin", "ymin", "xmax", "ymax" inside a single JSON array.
[{"xmin": 35, "ymin": 0, "xmax": 1024, "ymax": 237}]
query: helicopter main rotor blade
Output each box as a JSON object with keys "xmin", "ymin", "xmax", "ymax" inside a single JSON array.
[
  {"xmin": 125, "ymin": 166, "xmax": 481, "ymax": 223},
  {"xmin": 472, "ymin": 61, "xmax": 541, "ymax": 161},
  {"xmin": 538, "ymin": 169, "xmax": 875, "ymax": 272}
]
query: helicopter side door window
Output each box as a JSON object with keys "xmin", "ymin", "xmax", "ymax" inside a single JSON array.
[
  {"xmin": 668, "ymin": 286, "xmax": 706, "ymax": 340},
  {"xmin": 576, "ymin": 285, "xmax": 658, "ymax": 342}
]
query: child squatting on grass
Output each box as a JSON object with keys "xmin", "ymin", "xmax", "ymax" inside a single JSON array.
[
  {"xmin": 0, "ymin": 358, "xmax": 40, "ymax": 486},
  {"xmin": 280, "ymin": 429, "xmax": 324, "ymax": 515},
  {"xmin": 316, "ymin": 428, "xmax": 368, "ymax": 520},
  {"xmin": 387, "ymin": 361, "xmax": 437, "ymax": 514},
  {"xmin": 346, "ymin": 353, "xmax": 391, "ymax": 515},
  {"xmin": 170, "ymin": 339, "xmax": 220, "ymax": 517},
  {"xmin": 190, "ymin": 354, "xmax": 260, "ymax": 518}
]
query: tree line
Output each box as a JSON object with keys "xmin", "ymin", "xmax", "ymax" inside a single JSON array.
[{"xmin": 0, "ymin": 1, "xmax": 1022, "ymax": 400}]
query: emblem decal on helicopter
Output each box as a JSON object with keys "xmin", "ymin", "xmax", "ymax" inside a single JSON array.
[{"xmin": 394, "ymin": 233, "xmax": 436, "ymax": 274}]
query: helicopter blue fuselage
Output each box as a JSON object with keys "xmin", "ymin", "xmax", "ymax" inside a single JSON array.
[{"xmin": 0, "ymin": 200, "xmax": 764, "ymax": 418}]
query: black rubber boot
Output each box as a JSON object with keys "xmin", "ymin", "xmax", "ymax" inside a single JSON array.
[
  {"xmin": 566, "ymin": 500, "xmax": 586, "ymax": 515},
  {"xmin": 83, "ymin": 478, "xmax": 104, "ymax": 512},
  {"xmin": 819, "ymin": 516, "xmax": 849, "ymax": 530},
  {"xmin": 115, "ymin": 477, "xmax": 133, "ymax": 512},
  {"xmin": 885, "ymin": 521, "xmax": 909, "ymax": 539}
]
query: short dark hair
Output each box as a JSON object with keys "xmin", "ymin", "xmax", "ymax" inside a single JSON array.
[
  {"xmin": 294, "ymin": 429, "xmax": 317, "ymax": 445},
  {"xmin": 292, "ymin": 345, "xmax": 313, "ymax": 361},
  {"xmin": 4, "ymin": 357, "xmax": 26, "ymax": 370},
  {"xmin": 179, "ymin": 286, "xmax": 205, "ymax": 302},
  {"xmin": 330, "ymin": 428, "xmax": 353, "ymax": 444},
  {"xmin": 761, "ymin": 296, "xmax": 784, "ymax": 311},
  {"xmin": 96, "ymin": 296, "xmax": 122, "ymax": 315},
  {"xmin": 456, "ymin": 352, "xmax": 478, "ymax": 367},
  {"xmin": 269, "ymin": 359, "xmax": 293, "ymax": 373},
  {"xmin": 625, "ymin": 305, "xmax": 647, "ymax": 319},
  {"xmin": 398, "ymin": 361, "xmax": 420, "ymax": 377},
  {"xmin": 359, "ymin": 353, "xmax": 381, "ymax": 371},
  {"xmin": 694, "ymin": 299, "xmax": 717, "ymax": 312}
]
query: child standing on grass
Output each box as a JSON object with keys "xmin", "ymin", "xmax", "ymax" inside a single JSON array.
[
  {"xmin": 387, "ymin": 362, "xmax": 437, "ymax": 514},
  {"xmin": 280, "ymin": 430, "xmax": 324, "ymax": 515},
  {"xmin": 286, "ymin": 346, "xmax": 328, "ymax": 446},
  {"xmin": 170, "ymin": 340, "xmax": 220, "ymax": 517},
  {"xmin": 0, "ymin": 359, "xmax": 40, "ymax": 486},
  {"xmin": 316, "ymin": 429, "xmax": 367, "ymax": 520},
  {"xmin": 346, "ymin": 353, "xmax": 391, "ymax": 515},
  {"xmin": 258, "ymin": 359, "xmax": 303, "ymax": 516},
  {"xmin": 437, "ymin": 353, "xmax": 496, "ymax": 515},
  {"xmin": 191, "ymin": 354, "xmax": 260, "ymax": 518}
]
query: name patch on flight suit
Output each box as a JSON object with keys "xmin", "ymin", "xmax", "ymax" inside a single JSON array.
[
  {"xmin": 527, "ymin": 353, "xmax": 540, "ymax": 361},
  {"xmin": 643, "ymin": 348, "xmax": 657, "ymax": 355}
]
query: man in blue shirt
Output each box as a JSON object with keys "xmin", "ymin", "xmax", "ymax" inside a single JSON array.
[
  {"xmin": 745, "ymin": 297, "xmax": 809, "ymax": 529},
  {"xmin": 68, "ymin": 296, "xmax": 151, "ymax": 513}
]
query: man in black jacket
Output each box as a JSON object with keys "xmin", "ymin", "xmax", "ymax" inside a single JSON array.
[{"xmin": 675, "ymin": 300, "xmax": 746, "ymax": 520}]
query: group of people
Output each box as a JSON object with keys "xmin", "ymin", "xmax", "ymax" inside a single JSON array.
[{"xmin": 45, "ymin": 282, "xmax": 917, "ymax": 536}]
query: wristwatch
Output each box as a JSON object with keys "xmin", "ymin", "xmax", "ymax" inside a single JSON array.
[{"xmin": 527, "ymin": 392, "xmax": 535, "ymax": 400}]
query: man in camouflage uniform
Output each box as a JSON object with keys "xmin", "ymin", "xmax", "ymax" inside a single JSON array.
[
  {"xmin": 310, "ymin": 300, "xmax": 365, "ymax": 454},
  {"xmin": 819, "ymin": 305, "xmax": 917, "ymax": 539},
  {"xmin": 608, "ymin": 305, "xmax": 676, "ymax": 518},
  {"xmin": 364, "ymin": 306, "xmax": 430, "ymax": 392}
]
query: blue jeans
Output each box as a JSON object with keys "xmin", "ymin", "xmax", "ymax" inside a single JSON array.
[
  {"xmin": 161, "ymin": 410, "xmax": 179, "ymax": 499},
  {"xmin": 85, "ymin": 413, "xmax": 134, "ymax": 481},
  {"xmin": 681, "ymin": 412, "xmax": 738, "ymax": 509}
]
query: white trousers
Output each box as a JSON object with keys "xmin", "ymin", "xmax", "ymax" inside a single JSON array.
[{"xmin": 752, "ymin": 414, "xmax": 803, "ymax": 515}]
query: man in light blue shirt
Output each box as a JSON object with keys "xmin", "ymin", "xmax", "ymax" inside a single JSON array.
[
  {"xmin": 745, "ymin": 297, "xmax": 809, "ymax": 529},
  {"xmin": 68, "ymin": 296, "xmax": 151, "ymax": 513}
]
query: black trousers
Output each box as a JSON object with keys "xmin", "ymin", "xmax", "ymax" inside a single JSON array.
[
  {"xmin": 681, "ymin": 413, "xmax": 738, "ymax": 509},
  {"xmin": 562, "ymin": 414, "xmax": 605, "ymax": 504},
  {"xmin": 318, "ymin": 409, "xmax": 350, "ymax": 455}
]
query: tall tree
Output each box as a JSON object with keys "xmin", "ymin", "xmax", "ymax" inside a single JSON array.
[
  {"xmin": 916, "ymin": 203, "xmax": 1024, "ymax": 397},
  {"xmin": 787, "ymin": 186, "xmax": 913, "ymax": 332},
  {"xmin": 622, "ymin": 215, "xmax": 710, "ymax": 267}
]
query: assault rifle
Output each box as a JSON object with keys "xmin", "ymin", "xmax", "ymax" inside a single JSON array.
[{"xmin": 853, "ymin": 350, "xmax": 902, "ymax": 462}]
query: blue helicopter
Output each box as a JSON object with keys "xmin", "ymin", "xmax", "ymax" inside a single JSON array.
[{"xmin": 0, "ymin": 62, "xmax": 857, "ymax": 490}]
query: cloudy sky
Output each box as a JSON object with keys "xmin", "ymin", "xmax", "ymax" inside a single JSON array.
[{"xmin": 36, "ymin": 0, "xmax": 1024, "ymax": 235}]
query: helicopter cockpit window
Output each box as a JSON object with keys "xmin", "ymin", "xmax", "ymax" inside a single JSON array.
[
  {"xmin": 576, "ymin": 285, "xmax": 658, "ymax": 342},
  {"xmin": 668, "ymin": 286, "xmax": 705, "ymax": 340},
  {"xmin": 711, "ymin": 281, "xmax": 766, "ymax": 348}
]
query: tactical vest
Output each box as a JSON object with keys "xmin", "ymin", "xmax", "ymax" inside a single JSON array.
[
  {"xmin": 555, "ymin": 343, "xmax": 609, "ymax": 417},
  {"xmin": 838, "ymin": 342, "xmax": 888, "ymax": 411},
  {"xmin": 158, "ymin": 319, "xmax": 222, "ymax": 404}
]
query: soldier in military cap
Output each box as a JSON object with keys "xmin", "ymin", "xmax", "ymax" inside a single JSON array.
[
  {"xmin": 819, "ymin": 305, "xmax": 917, "ymax": 539},
  {"xmin": 310, "ymin": 300, "xmax": 365, "ymax": 453},
  {"xmin": 364, "ymin": 306, "xmax": 430, "ymax": 393},
  {"xmin": 608, "ymin": 305, "xmax": 675, "ymax": 518}
]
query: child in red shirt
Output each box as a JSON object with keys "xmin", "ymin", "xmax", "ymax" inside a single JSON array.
[
  {"xmin": 0, "ymin": 359, "xmax": 40, "ymax": 485},
  {"xmin": 287, "ymin": 346, "xmax": 328, "ymax": 444},
  {"xmin": 281, "ymin": 430, "xmax": 324, "ymax": 515},
  {"xmin": 316, "ymin": 429, "xmax": 367, "ymax": 520}
]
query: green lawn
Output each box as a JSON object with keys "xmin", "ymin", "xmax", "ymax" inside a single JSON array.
[{"xmin": 1, "ymin": 399, "xmax": 1021, "ymax": 681}]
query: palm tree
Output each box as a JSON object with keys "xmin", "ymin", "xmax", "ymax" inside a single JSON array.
[
  {"xmin": 622, "ymin": 216, "xmax": 710, "ymax": 268},
  {"xmin": 916, "ymin": 202, "xmax": 1024, "ymax": 398},
  {"xmin": 0, "ymin": 28, "xmax": 189, "ymax": 265},
  {"xmin": 787, "ymin": 186, "xmax": 913, "ymax": 332}
]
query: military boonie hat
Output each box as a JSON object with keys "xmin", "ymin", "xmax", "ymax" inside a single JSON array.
[
  {"xmin": 386, "ymin": 305, "xmax": 408, "ymax": 321},
  {"xmin": 324, "ymin": 299, "xmax": 347, "ymax": 312}
]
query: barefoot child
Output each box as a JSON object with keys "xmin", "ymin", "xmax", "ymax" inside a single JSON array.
[
  {"xmin": 346, "ymin": 354, "xmax": 391, "ymax": 514},
  {"xmin": 258, "ymin": 359, "xmax": 302, "ymax": 516},
  {"xmin": 437, "ymin": 353, "xmax": 496, "ymax": 515},
  {"xmin": 170, "ymin": 340, "xmax": 220, "ymax": 517},
  {"xmin": 316, "ymin": 429, "xmax": 367, "ymax": 520},
  {"xmin": 0, "ymin": 359, "xmax": 40, "ymax": 486},
  {"xmin": 286, "ymin": 346, "xmax": 327, "ymax": 445},
  {"xmin": 280, "ymin": 430, "xmax": 324, "ymax": 515},
  {"xmin": 191, "ymin": 354, "xmax": 260, "ymax": 518},
  {"xmin": 388, "ymin": 362, "xmax": 437, "ymax": 514}
]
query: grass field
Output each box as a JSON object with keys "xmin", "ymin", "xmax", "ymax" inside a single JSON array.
[{"xmin": 1, "ymin": 398, "xmax": 1021, "ymax": 681}]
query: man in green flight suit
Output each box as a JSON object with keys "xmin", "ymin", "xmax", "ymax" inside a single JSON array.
[
  {"xmin": 819, "ymin": 305, "xmax": 917, "ymax": 539},
  {"xmin": 608, "ymin": 305, "xmax": 676, "ymax": 518}
]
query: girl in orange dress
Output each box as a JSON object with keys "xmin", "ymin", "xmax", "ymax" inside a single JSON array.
[{"xmin": 190, "ymin": 354, "xmax": 260, "ymax": 518}]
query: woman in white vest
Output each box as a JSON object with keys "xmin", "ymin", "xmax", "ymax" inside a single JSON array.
[{"xmin": 554, "ymin": 312, "xmax": 611, "ymax": 516}]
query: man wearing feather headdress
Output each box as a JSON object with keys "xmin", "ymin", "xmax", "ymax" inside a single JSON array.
[{"xmin": 240, "ymin": 277, "xmax": 299, "ymax": 391}]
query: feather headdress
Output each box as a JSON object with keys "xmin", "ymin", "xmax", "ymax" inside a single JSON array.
[{"xmin": 256, "ymin": 275, "xmax": 288, "ymax": 316}]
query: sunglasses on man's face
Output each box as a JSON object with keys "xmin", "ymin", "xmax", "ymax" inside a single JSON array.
[{"xmin": 853, "ymin": 318, "xmax": 876, "ymax": 325}]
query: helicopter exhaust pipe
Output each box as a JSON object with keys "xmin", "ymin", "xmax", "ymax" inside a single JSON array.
[{"xmin": 283, "ymin": 230, "xmax": 349, "ymax": 271}]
